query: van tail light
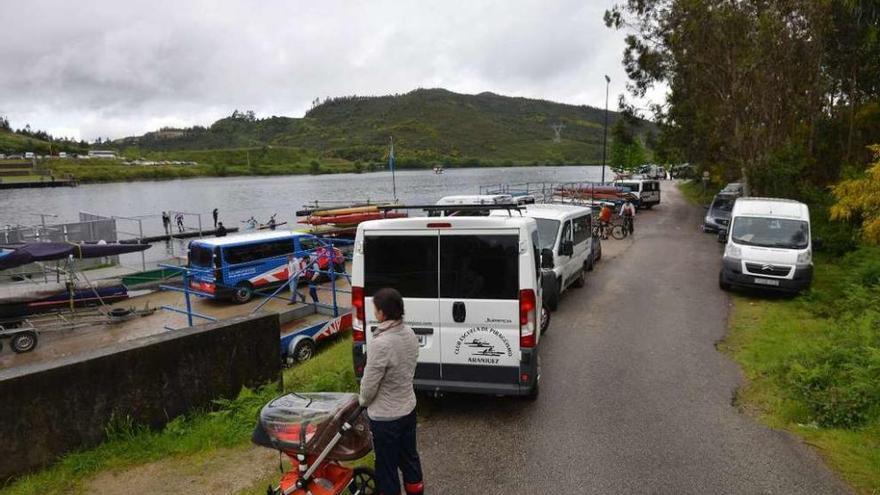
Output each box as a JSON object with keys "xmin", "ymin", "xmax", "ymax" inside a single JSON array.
[
  {"xmin": 519, "ymin": 289, "xmax": 536, "ymax": 348},
  {"xmin": 352, "ymin": 286, "xmax": 366, "ymax": 343}
]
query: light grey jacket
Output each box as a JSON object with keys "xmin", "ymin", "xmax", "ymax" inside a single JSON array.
[{"xmin": 358, "ymin": 320, "xmax": 419, "ymax": 420}]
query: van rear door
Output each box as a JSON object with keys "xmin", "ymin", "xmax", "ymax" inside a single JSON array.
[
  {"xmin": 439, "ymin": 230, "xmax": 521, "ymax": 387},
  {"xmin": 363, "ymin": 230, "xmax": 441, "ymax": 381}
]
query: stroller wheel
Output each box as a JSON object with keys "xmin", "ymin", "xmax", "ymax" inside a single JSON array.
[{"xmin": 347, "ymin": 467, "xmax": 377, "ymax": 495}]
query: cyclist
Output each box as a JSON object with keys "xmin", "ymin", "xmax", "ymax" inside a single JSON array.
[
  {"xmin": 598, "ymin": 202, "xmax": 613, "ymax": 239},
  {"xmin": 619, "ymin": 198, "xmax": 636, "ymax": 235}
]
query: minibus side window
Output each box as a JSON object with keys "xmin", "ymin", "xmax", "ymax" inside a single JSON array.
[{"xmin": 573, "ymin": 215, "xmax": 591, "ymax": 245}]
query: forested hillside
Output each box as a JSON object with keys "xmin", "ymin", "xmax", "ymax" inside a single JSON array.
[{"xmin": 118, "ymin": 88, "xmax": 653, "ymax": 167}]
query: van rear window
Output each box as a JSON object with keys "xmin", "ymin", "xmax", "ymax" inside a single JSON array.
[
  {"xmin": 440, "ymin": 235, "xmax": 519, "ymax": 300},
  {"xmin": 188, "ymin": 244, "xmax": 214, "ymax": 267},
  {"xmin": 364, "ymin": 236, "xmax": 438, "ymax": 298}
]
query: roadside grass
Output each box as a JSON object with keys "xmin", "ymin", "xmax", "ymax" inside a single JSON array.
[
  {"xmin": 678, "ymin": 179, "xmax": 718, "ymax": 205},
  {"xmin": 0, "ymin": 336, "xmax": 357, "ymax": 495},
  {"xmin": 720, "ymin": 248, "xmax": 880, "ymax": 493}
]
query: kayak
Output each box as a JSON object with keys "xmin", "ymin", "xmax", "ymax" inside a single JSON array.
[
  {"xmin": 300, "ymin": 212, "xmax": 407, "ymax": 226},
  {"xmin": 310, "ymin": 205, "xmax": 381, "ymax": 217}
]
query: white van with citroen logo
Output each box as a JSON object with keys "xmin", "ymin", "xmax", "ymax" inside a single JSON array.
[
  {"xmin": 718, "ymin": 197, "xmax": 813, "ymax": 293},
  {"xmin": 351, "ymin": 215, "xmax": 544, "ymax": 398}
]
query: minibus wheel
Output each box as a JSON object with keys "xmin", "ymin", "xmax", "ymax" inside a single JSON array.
[{"xmin": 232, "ymin": 283, "xmax": 254, "ymax": 303}]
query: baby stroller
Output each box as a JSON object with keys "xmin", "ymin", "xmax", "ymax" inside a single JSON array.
[{"xmin": 252, "ymin": 392, "xmax": 376, "ymax": 495}]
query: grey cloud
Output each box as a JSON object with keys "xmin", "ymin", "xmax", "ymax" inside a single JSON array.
[{"xmin": 0, "ymin": 0, "xmax": 664, "ymax": 140}]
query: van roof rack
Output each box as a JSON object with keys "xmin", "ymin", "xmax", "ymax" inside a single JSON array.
[{"xmin": 376, "ymin": 204, "xmax": 524, "ymax": 212}]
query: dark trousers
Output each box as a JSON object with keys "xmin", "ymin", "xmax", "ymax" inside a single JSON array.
[{"xmin": 370, "ymin": 409, "xmax": 424, "ymax": 495}]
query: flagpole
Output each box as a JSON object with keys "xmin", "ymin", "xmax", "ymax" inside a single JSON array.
[{"xmin": 389, "ymin": 136, "xmax": 397, "ymax": 201}]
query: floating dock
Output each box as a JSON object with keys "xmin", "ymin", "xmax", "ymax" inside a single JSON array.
[{"xmin": 118, "ymin": 227, "xmax": 240, "ymax": 244}]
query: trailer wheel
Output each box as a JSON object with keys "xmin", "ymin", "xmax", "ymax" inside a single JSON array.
[
  {"xmin": 11, "ymin": 331, "xmax": 38, "ymax": 353},
  {"xmin": 292, "ymin": 339, "xmax": 316, "ymax": 363},
  {"xmin": 540, "ymin": 307, "xmax": 551, "ymax": 334},
  {"xmin": 232, "ymin": 283, "xmax": 254, "ymax": 304}
]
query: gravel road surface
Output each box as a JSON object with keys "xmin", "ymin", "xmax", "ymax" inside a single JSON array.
[{"xmin": 417, "ymin": 182, "xmax": 849, "ymax": 494}]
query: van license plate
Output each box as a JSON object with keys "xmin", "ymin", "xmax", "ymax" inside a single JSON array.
[
  {"xmin": 754, "ymin": 278, "xmax": 780, "ymax": 286},
  {"xmin": 417, "ymin": 335, "xmax": 426, "ymax": 347}
]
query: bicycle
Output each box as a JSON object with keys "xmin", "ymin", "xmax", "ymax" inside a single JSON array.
[{"xmin": 610, "ymin": 216, "xmax": 634, "ymax": 240}]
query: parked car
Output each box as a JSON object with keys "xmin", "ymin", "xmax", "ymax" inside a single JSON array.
[
  {"xmin": 722, "ymin": 182, "xmax": 744, "ymax": 196},
  {"xmin": 613, "ymin": 179, "xmax": 662, "ymax": 209},
  {"xmin": 492, "ymin": 203, "xmax": 594, "ymax": 312},
  {"xmin": 702, "ymin": 192, "xmax": 737, "ymax": 233},
  {"xmin": 351, "ymin": 215, "xmax": 545, "ymax": 398},
  {"xmin": 718, "ymin": 197, "xmax": 813, "ymax": 293}
]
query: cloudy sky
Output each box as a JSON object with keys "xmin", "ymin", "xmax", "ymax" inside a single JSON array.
[{"xmin": 0, "ymin": 0, "xmax": 665, "ymax": 141}]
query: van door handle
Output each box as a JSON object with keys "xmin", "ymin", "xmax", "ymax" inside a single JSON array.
[
  {"xmin": 452, "ymin": 301, "xmax": 466, "ymax": 323},
  {"xmin": 412, "ymin": 327, "xmax": 433, "ymax": 335}
]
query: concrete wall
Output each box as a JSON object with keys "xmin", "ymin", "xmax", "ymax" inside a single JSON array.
[{"xmin": 0, "ymin": 313, "xmax": 281, "ymax": 481}]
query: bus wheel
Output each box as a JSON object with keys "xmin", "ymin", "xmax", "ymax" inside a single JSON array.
[{"xmin": 232, "ymin": 283, "xmax": 253, "ymax": 304}]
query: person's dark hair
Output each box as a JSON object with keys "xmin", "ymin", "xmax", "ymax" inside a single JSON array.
[{"xmin": 373, "ymin": 288, "xmax": 404, "ymax": 321}]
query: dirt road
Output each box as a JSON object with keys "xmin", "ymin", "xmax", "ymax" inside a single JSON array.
[{"xmin": 416, "ymin": 183, "xmax": 849, "ymax": 494}]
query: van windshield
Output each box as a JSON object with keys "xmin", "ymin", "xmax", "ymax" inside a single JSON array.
[
  {"xmin": 731, "ymin": 217, "xmax": 809, "ymax": 249},
  {"xmin": 618, "ymin": 182, "xmax": 640, "ymax": 193},
  {"xmin": 534, "ymin": 218, "xmax": 560, "ymax": 249},
  {"xmin": 711, "ymin": 197, "xmax": 735, "ymax": 212}
]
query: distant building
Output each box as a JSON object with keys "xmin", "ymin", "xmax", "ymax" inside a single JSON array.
[
  {"xmin": 58, "ymin": 152, "xmax": 67, "ymax": 158},
  {"xmin": 24, "ymin": 152, "xmax": 34, "ymax": 159},
  {"xmin": 88, "ymin": 150, "xmax": 117, "ymax": 159}
]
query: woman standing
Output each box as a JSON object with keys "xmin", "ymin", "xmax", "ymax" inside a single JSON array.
[{"xmin": 359, "ymin": 288, "xmax": 425, "ymax": 495}]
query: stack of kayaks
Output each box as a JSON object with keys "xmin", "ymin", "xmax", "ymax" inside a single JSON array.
[
  {"xmin": 296, "ymin": 204, "xmax": 407, "ymax": 237},
  {"xmin": 554, "ymin": 185, "xmax": 637, "ymax": 204}
]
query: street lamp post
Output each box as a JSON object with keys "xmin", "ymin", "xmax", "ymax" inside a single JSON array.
[{"xmin": 601, "ymin": 75, "xmax": 610, "ymax": 184}]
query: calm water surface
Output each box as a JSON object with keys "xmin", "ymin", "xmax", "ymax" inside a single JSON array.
[{"xmin": 0, "ymin": 166, "xmax": 607, "ymax": 235}]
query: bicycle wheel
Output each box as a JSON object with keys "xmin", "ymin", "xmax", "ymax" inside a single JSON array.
[{"xmin": 611, "ymin": 224, "xmax": 627, "ymax": 240}]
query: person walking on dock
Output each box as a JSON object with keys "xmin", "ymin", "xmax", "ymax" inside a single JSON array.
[
  {"xmin": 287, "ymin": 255, "xmax": 306, "ymax": 304},
  {"xmin": 212, "ymin": 208, "xmax": 219, "ymax": 229},
  {"xmin": 161, "ymin": 211, "xmax": 170, "ymax": 235},
  {"xmin": 175, "ymin": 212, "xmax": 185, "ymax": 233}
]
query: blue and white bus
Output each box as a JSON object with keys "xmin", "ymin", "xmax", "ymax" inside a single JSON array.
[{"xmin": 187, "ymin": 231, "xmax": 344, "ymax": 303}]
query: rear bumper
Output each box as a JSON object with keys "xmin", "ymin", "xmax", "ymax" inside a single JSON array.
[
  {"xmin": 353, "ymin": 344, "xmax": 539, "ymax": 397},
  {"xmin": 720, "ymin": 258, "xmax": 813, "ymax": 292}
]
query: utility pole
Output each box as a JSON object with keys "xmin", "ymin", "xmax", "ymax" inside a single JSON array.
[
  {"xmin": 551, "ymin": 123, "xmax": 565, "ymax": 143},
  {"xmin": 602, "ymin": 75, "xmax": 610, "ymax": 184}
]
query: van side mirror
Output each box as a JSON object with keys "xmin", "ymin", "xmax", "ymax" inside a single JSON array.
[
  {"xmin": 541, "ymin": 248, "xmax": 554, "ymax": 269},
  {"xmin": 703, "ymin": 205, "xmax": 710, "ymax": 210},
  {"xmin": 717, "ymin": 228, "xmax": 728, "ymax": 243},
  {"xmin": 812, "ymin": 237, "xmax": 823, "ymax": 249},
  {"xmin": 559, "ymin": 240, "xmax": 574, "ymax": 256}
]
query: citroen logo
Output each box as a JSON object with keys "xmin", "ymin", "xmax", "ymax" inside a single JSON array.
[{"xmin": 761, "ymin": 264, "xmax": 774, "ymax": 271}]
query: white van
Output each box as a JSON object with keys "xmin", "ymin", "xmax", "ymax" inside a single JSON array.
[
  {"xmin": 719, "ymin": 198, "xmax": 813, "ymax": 293},
  {"xmin": 614, "ymin": 179, "xmax": 661, "ymax": 209},
  {"xmin": 491, "ymin": 203, "xmax": 593, "ymax": 311},
  {"xmin": 430, "ymin": 195, "xmax": 514, "ymax": 216},
  {"xmin": 351, "ymin": 215, "xmax": 544, "ymax": 398}
]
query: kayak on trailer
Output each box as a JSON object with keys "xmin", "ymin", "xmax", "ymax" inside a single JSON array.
[
  {"xmin": 299, "ymin": 211, "xmax": 407, "ymax": 226},
  {"xmin": 310, "ymin": 205, "xmax": 381, "ymax": 217},
  {"xmin": 0, "ymin": 280, "xmax": 129, "ymax": 321}
]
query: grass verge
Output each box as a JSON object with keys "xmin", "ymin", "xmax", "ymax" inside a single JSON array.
[
  {"xmin": 721, "ymin": 248, "xmax": 880, "ymax": 493},
  {"xmin": 0, "ymin": 336, "xmax": 358, "ymax": 495},
  {"xmin": 677, "ymin": 179, "xmax": 718, "ymax": 205}
]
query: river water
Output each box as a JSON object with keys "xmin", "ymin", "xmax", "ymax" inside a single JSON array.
[
  {"xmin": 0, "ymin": 166, "xmax": 606, "ymax": 267},
  {"xmin": 0, "ymin": 165, "xmax": 607, "ymax": 233}
]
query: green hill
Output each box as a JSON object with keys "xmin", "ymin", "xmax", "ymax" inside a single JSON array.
[
  {"xmin": 0, "ymin": 129, "xmax": 88, "ymax": 155},
  {"xmin": 119, "ymin": 88, "xmax": 653, "ymax": 167}
]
